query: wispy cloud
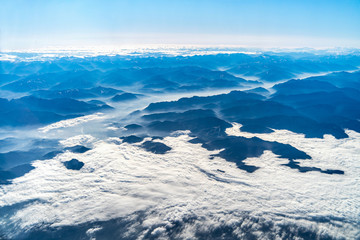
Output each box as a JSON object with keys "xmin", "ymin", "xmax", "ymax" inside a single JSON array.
[{"xmin": 38, "ymin": 113, "xmax": 106, "ymax": 133}]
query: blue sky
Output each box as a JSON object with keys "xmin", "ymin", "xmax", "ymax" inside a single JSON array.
[{"xmin": 1, "ymin": 0, "xmax": 360, "ymax": 50}]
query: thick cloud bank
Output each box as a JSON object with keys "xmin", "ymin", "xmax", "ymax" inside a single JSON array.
[{"xmin": 0, "ymin": 128, "xmax": 359, "ymax": 239}]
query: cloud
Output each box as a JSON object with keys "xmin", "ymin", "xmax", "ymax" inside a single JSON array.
[
  {"xmin": 59, "ymin": 134, "xmax": 96, "ymax": 148},
  {"xmin": 38, "ymin": 113, "xmax": 106, "ymax": 133},
  {"xmin": 0, "ymin": 129, "xmax": 359, "ymax": 239},
  {"xmin": 226, "ymin": 123, "xmax": 360, "ymax": 173}
]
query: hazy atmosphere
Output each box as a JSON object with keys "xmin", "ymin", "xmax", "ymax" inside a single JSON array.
[
  {"xmin": 0, "ymin": 1, "xmax": 359, "ymax": 240},
  {"xmin": 1, "ymin": 0, "xmax": 360, "ymax": 50}
]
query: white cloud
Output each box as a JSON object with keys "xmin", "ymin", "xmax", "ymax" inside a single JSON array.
[
  {"xmin": 59, "ymin": 134, "xmax": 96, "ymax": 148},
  {"xmin": 38, "ymin": 113, "xmax": 106, "ymax": 133},
  {"xmin": 226, "ymin": 123, "xmax": 360, "ymax": 173},
  {"xmin": 0, "ymin": 128, "xmax": 359, "ymax": 239},
  {"xmin": 86, "ymin": 226, "xmax": 102, "ymax": 240}
]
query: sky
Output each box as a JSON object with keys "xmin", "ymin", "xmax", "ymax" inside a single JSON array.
[{"xmin": 0, "ymin": 0, "xmax": 360, "ymax": 50}]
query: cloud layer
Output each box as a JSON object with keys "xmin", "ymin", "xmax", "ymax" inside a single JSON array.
[{"xmin": 0, "ymin": 126, "xmax": 359, "ymax": 239}]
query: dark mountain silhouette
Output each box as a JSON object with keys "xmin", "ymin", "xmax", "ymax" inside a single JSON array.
[
  {"xmin": 63, "ymin": 159, "xmax": 84, "ymax": 170},
  {"xmin": 111, "ymin": 93, "xmax": 139, "ymax": 102}
]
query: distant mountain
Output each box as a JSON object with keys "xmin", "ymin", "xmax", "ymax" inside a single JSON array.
[
  {"xmin": 0, "ymin": 96, "xmax": 112, "ymax": 127},
  {"xmin": 142, "ymin": 88, "xmax": 355, "ymax": 140},
  {"xmin": 11, "ymin": 96, "xmax": 112, "ymax": 114},
  {"xmin": 244, "ymin": 87, "xmax": 270, "ymax": 95},
  {"xmin": 2, "ymin": 72, "xmax": 64, "ymax": 92},
  {"xmin": 273, "ymin": 79, "xmax": 338, "ymax": 94},
  {"xmin": 0, "ymin": 74, "xmax": 20, "ymax": 86},
  {"xmin": 50, "ymin": 70, "xmax": 103, "ymax": 90},
  {"xmin": 238, "ymin": 115, "xmax": 347, "ymax": 139},
  {"xmin": 228, "ymin": 54, "xmax": 359, "ymax": 82},
  {"xmin": 302, "ymin": 70, "xmax": 360, "ymax": 88},
  {"xmin": 111, "ymin": 92, "xmax": 139, "ymax": 102},
  {"xmin": 1, "ymin": 70, "xmax": 104, "ymax": 92},
  {"xmin": 32, "ymin": 89, "xmax": 97, "ymax": 99},
  {"xmin": 145, "ymin": 90, "xmax": 263, "ymax": 112},
  {"xmin": 271, "ymin": 76, "xmax": 360, "ymax": 133},
  {"xmin": 221, "ymin": 100, "xmax": 299, "ymax": 120},
  {"xmin": 138, "ymin": 106, "xmax": 314, "ymax": 173},
  {"xmin": 32, "ymin": 86, "xmax": 122, "ymax": 99}
]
